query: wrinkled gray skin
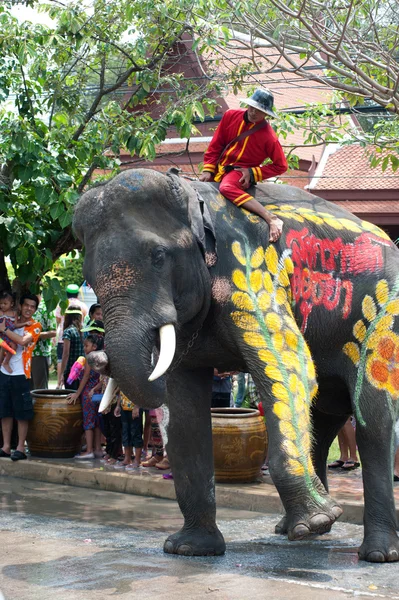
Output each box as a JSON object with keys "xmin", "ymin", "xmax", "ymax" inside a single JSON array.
[{"xmin": 74, "ymin": 168, "xmax": 399, "ymax": 563}]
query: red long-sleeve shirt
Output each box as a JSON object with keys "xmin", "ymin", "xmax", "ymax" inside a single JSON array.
[{"xmin": 203, "ymin": 109, "xmax": 288, "ymax": 183}]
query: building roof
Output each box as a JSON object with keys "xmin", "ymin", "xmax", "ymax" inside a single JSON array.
[{"xmin": 311, "ymin": 144, "xmax": 399, "ymax": 190}]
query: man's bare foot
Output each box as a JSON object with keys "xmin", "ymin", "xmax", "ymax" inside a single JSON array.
[
  {"xmin": 3, "ymin": 363, "xmax": 13, "ymax": 374},
  {"xmin": 268, "ymin": 217, "xmax": 283, "ymax": 242}
]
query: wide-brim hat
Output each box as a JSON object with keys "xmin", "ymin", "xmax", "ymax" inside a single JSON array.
[{"xmin": 241, "ymin": 88, "xmax": 277, "ymax": 118}]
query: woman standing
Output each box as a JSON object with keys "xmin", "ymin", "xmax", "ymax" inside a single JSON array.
[{"xmin": 57, "ymin": 306, "xmax": 84, "ymax": 390}]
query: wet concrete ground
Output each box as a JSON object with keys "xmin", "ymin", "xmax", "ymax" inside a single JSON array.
[{"xmin": 0, "ymin": 476, "xmax": 398, "ymax": 600}]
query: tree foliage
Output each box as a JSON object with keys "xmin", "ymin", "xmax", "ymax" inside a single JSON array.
[
  {"xmin": 192, "ymin": 0, "xmax": 399, "ymax": 168},
  {"xmin": 0, "ymin": 0, "xmax": 218, "ymax": 306}
]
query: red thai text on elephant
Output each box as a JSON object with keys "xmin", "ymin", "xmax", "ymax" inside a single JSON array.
[{"xmin": 286, "ymin": 228, "xmax": 389, "ymax": 331}]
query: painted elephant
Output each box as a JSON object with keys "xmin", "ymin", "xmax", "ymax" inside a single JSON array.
[{"xmin": 74, "ymin": 168, "xmax": 399, "ymax": 563}]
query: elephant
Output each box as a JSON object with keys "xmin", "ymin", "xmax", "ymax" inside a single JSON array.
[{"xmin": 74, "ymin": 167, "xmax": 399, "ymax": 563}]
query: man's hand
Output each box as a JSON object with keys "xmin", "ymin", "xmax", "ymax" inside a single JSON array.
[
  {"xmin": 114, "ymin": 405, "xmax": 121, "ymax": 418},
  {"xmin": 269, "ymin": 217, "xmax": 283, "ymax": 243},
  {"xmin": 237, "ymin": 168, "xmax": 251, "ymax": 188},
  {"xmin": 199, "ymin": 172, "xmax": 213, "ymax": 182},
  {"xmin": 0, "ymin": 321, "xmax": 6, "ymax": 333}
]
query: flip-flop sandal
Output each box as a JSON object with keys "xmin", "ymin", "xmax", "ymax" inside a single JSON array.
[
  {"xmin": 342, "ymin": 460, "xmax": 360, "ymax": 470},
  {"xmin": 328, "ymin": 460, "xmax": 344, "ymax": 469},
  {"xmin": 0, "ymin": 449, "xmax": 11, "ymax": 458},
  {"xmin": 11, "ymin": 450, "xmax": 27, "ymax": 461}
]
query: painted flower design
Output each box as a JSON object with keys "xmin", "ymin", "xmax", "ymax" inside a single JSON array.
[
  {"xmin": 264, "ymin": 204, "xmax": 391, "ymax": 241},
  {"xmin": 342, "ymin": 276, "xmax": 399, "ymax": 425},
  {"xmin": 230, "ymin": 240, "xmax": 318, "ymax": 483},
  {"xmin": 366, "ymin": 333, "xmax": 399, "ymax": 398}
]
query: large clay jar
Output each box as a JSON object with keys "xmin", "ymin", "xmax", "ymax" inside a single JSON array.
[
  {"xmin": 27, "ymin": 389, "xmax": 83, "ymax": 458},
  {"xmin": 211, "ymin": 407, "xmax": 267, "ymax": 483}
]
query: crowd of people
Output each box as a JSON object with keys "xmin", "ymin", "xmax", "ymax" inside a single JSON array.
[
  {"xmin": 0, "ymin": 284, "xmax": 171, "ymax": 475},
  {"xmin": 0, "ymin": 286, "xmax": 398, "ymax": 484}
]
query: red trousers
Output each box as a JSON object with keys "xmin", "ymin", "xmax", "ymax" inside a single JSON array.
[{"xmin": 219, "ymin": 170, "xmax": 253, "ymax": 208}]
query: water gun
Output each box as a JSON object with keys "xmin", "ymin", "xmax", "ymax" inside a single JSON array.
[
  {"xmin": 0, "ymin": 337, "xmax": 16, "ymax": 355},
  {"xmin": 67, "ymin": 356, "xmax": 86, "ymax": 385}
]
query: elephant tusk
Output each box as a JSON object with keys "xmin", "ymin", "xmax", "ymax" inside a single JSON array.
[
  {"xmin": 99, "ymin": 377, "xmax": 117, "ymax": 413},
  {"xmin": 148, "ymin": 324, "xmax": 176, "ymax": 382}
]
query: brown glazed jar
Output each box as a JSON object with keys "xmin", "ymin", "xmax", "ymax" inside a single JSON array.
[
  {"xmin": 211, "ymin": 407, "xmax": 268, "ymax": 483},
  {"xmin": 27, "ymin": 389, "xmax": 83, "ymax": 458}
]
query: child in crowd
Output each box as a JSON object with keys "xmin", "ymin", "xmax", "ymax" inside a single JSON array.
[
  {"xmin": 58, "ymin": 307, "xmax": 84, "ymax": 389},
  {"xmin": 0, "ymin": 291, "xmax": 31, "ymax": 373},
  {"xmin": 67, "ymin": 333, "xmax": 104, "ymax": 459},
  {"xmin": 114, "ymin": 391, "xmax": 143, "ymax": 471},
  {"xmin": 96, "ymin": 375, "xmax": 122, "ymax": 465},
  {"xmin": 82, "ymin": 303, "xmax": 103, "ymax": 329}
]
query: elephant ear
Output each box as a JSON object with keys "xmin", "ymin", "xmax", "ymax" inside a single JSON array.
[{"xmin": 166, "ymin": 169, "xmax": 217, "ymax": 265}]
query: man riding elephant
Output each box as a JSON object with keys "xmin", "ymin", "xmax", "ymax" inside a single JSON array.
[{"xmin": 199, "ymin": 88, "xmax": 287, "ymax": 242}]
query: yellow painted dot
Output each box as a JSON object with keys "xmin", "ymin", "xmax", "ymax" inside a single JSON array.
[
  {"xmin": 265, "ymin": 245, "xmax": 279, "ymax": 275},
  {"xmin": 243, "ymin": 332, "xmax": 267, "ymax": 348},
  {"xmin": 376, "ymin": 280, "xmax": 389, "ymax": 306},
  {"xmin": 232, "ymin": 269, "xmax": 248, "ymax": 291},
  {"xmin": 249, "ymin": 269, "xmax": 263, "ymax": 293},
  {"xmin": 258, "ymin": 291, "xmax": 271, "ymax": 311},
  {"xmin": 272, "ymin": 382, "xmax": 290, "ymax": 403},
  {"xmin": 272, "ymin": 332, "xmax": 285, "ymax": 352},
  {"xmin": 258, "ymin": 349, "xmax": 278, "ymax": 365},
  {"xmin": 263, "ymin": 272, "xmax": 274, "ymax": 293},
  {"xmin": 273, "ymin": 401, "xmax": 291, "ymax": 420},
  {"xmin": 265, "ymin": 312, "xmax": 282, "ymax": 333},
  {"xmin": 231, "ymin": 311, "xmax": 259, "ymax": 331},
  {"xmin": 232, "ymin": 242, "xmax": 246, "ymax": 266},
  {"xmin": 275, "ymin": 287, "xmax": 287, "ymax": 305},
  {"xmin": 250, "ymin": 247, "xmax": 264, "ymax": 268},
  {"xmin": 265, "ymin": 364, "xmax": 284, "ymax": 382},
  {"xmin": 232, "ymin": 292, "xmax": 254, "ymax": 311}
]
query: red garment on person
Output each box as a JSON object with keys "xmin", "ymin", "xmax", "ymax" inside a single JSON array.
[{"xmin": 203, "ymin": 109, "xmax": 288, "ymax": 207}]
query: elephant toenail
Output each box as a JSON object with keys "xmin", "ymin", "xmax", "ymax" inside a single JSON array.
[
  {"xmin": 331, "ymin": 505, "xmax": 343, "ymax": 519},
  {"xmin": 309, "ymin": 514, "xmax": 331, "ymax": 531},
  {"xmin": 177, "ymin": 544, "xmax": 193, "ymax": 556},
  {"xmin": 387, "ymin": 550, "xmax": 399, "ymax": 562},
  {"xmin": 365, "ymin": 551, "xmax": 385, "ymax": 563},
  {"xmin": 164, "ymin": 541, "xmax": 174, "ymax": 554},
  {"xmin": 289, "ymin": 524, "xmax": 310, "ymax": 540}
]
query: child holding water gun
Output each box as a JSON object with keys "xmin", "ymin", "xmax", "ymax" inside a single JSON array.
[
  {"xmin": 67, "ymin": 333, "xmax": 104, "ymax": 459},
  {"xmin": 0, "ymin": 291, "xmax": 32, "ymax": 373}
]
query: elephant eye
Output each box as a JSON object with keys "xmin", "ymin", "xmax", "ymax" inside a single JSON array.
[{"xmin": 151, "ymin": 246, "xmax": 166, "ymax": 269}]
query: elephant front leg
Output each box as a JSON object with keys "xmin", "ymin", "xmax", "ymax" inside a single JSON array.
[{"xmin": 162, "ymin": 367, "xmax": 226, "ymax": 556}]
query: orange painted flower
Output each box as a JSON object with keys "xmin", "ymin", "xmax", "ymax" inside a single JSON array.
[{"xmin": 366, "ymin": 332, "xmax": 399, "ymax": 398}]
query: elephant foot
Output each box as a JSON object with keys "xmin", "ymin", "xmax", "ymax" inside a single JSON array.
[
  {"xmin": 275, "ymin": 496, "xmax": 342, "ymax": 540},
  {"xmin": 164, "ymin": 526, "xmax": 226, "ymax": 557},
  {"xmin": 359, "ymin": 532, "xmax": 399, "ymax": 563}
]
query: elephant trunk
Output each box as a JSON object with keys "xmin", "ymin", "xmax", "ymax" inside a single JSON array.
[{"xmin": 87, "ymin": 319, "xmax": 176, "ymax": 410}]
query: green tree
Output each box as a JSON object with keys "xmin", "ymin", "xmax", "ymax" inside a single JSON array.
[
  {"xmin": 192, "ymin": 0, "xmax": 399, "ymax": 169},
  {"xmin": 0, "ymin": 0, "xmax": 218, "ymax": 307}
]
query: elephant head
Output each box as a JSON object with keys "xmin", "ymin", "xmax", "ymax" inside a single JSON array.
[{"xmin": 73, "ymin": 169, "xmax": 212, "ymax": 408}]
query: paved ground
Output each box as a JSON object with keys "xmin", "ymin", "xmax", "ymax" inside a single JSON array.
[
  {"xmin": 1, "ymin": 455, "xmax": 398, "ymax": 525},
  {"xmin": 1, "ymin": 476, "xmax": 399, "ymax": 600}
]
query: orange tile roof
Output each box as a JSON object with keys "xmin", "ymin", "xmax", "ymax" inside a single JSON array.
[
  {"xmin": 312, "ymin": 145, "xmax": 399, "ymax": 190},
  {"xmin": 333, "ymin": 200, "xmax": 399, "ymax": 213}
]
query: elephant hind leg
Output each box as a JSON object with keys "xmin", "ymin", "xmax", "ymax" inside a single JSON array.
[{"xmin": 310, "ymin": 406, "xmax": 349, "ymax": 491}]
